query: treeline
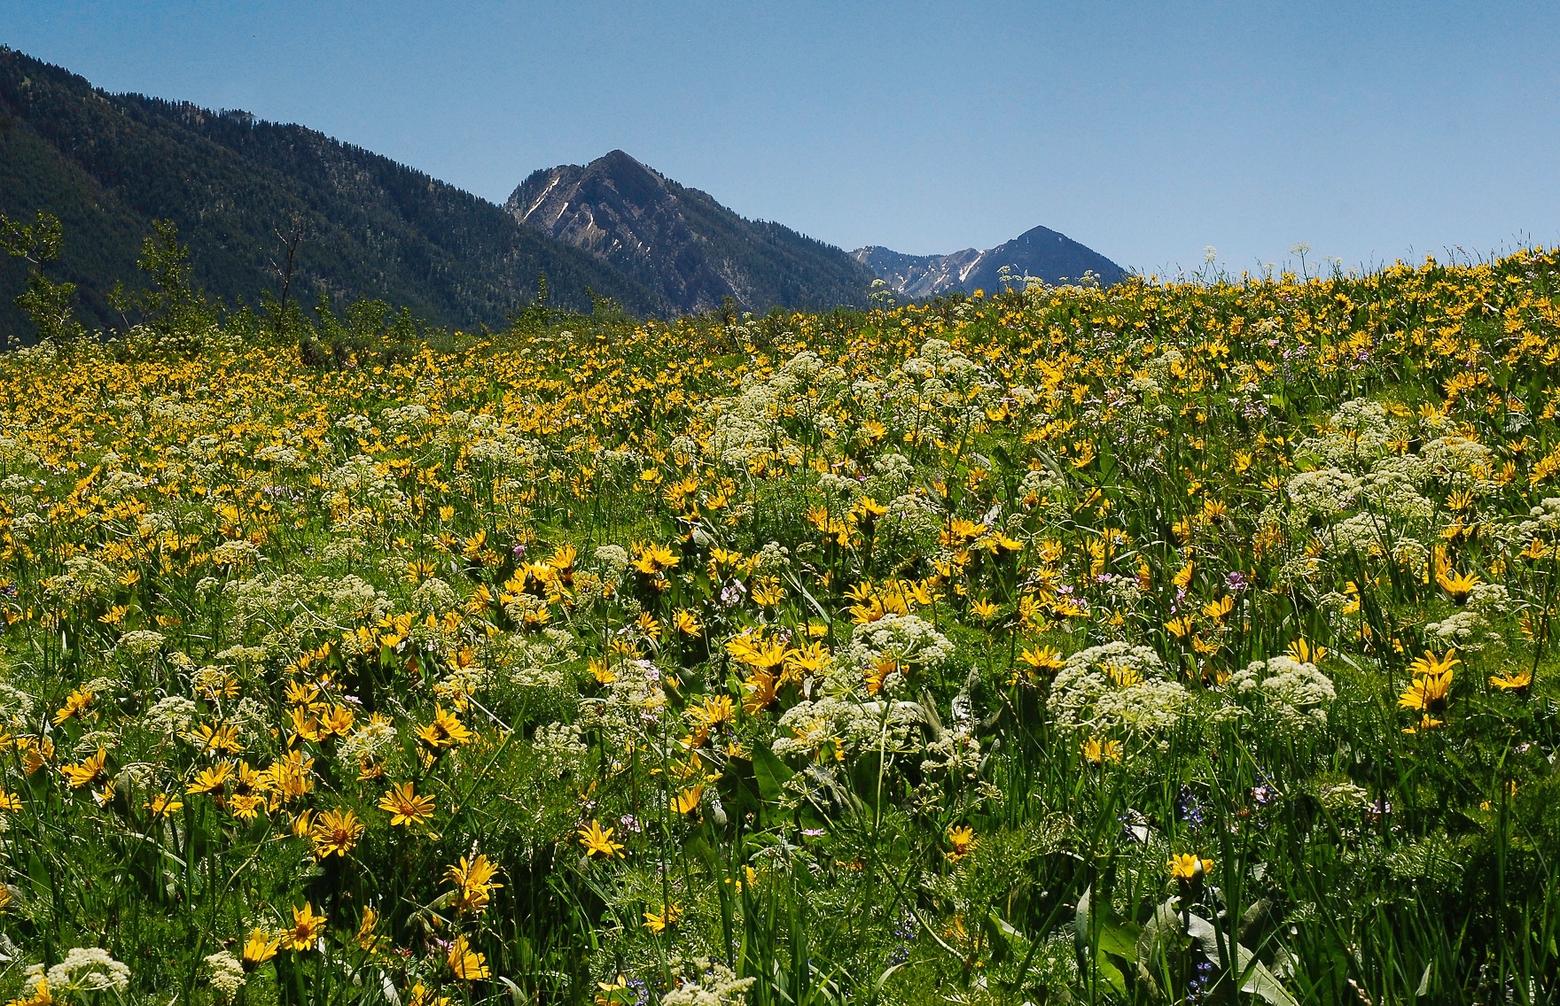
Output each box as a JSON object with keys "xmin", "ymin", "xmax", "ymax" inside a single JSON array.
[{"xmin": 0, "ymin": 208, "xmax": 615, "ymax": 363}]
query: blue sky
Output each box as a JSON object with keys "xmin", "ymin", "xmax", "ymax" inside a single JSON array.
[{"xmin": 7, "ymin": 2, "xmax": 1559, "ymax": 276}]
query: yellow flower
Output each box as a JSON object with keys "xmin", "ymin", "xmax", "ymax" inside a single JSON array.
[
  {"xmin": 280, "ymin": 902, "xmax": 328, "ymax": 952},
  {"xmin": 578, "ymin": 819, "xmax": 625, "ymax": 859},
  {"xmin": 1104, "ymin": 662, "xmax": 1142, "ymax": 688},
  {"xmin": 447, "ymin": 934, "xmax": 490, "ymax": 980},
  {"xmin": 1489, "ymin": 669, "xmax": 1532, "ymax": 693},
  {"xmin": 595, "ymin": 975, "xmax": 631, "ymax": 1006},
  {"xmin": 946, "ymin": 824, "xmax": 977, "ymax": 862},
  {"xmin": 417, "ymin": 705, "xmax": 475, "ymax": 752},
  {"xmin": 407, "ymin": 983, "xmax": 452, "ymax": 1006},
  {"xmin": 309, "ymin": 807, "xmax": 364, "ymax": 859},
  {"xmin": 378, "ymin": 781, "xmax": 435, "ymax": 827},
  {"xmin": 1081, "ymin": 736, "xmax": 1123, "ymax": 764},
  {"xmin": 52, "ymin": 687, "xmax": 94, "ymax": 726},
  {"xmin": 4, "ymin": 976, "xmax": 51, "ymax": 1006},
  {"xmin": 1399, "ymin": 670, "xmax": 1453, "ymax": 715},
  {"xmin": 1435, "ymin": 566, "xmax": 1482, "ymax": 603},
  {"xmin": 643, "ymin": 902, "xmax": 681, "ymax": 933},
  {"xmin": 671, "ymin": 784, "xmax": 704, "ymax": 815},
  {"xmin": 355, "ymin": 906, "xmax": 386, "ymax": 953},
  {"xmin": 1409, "ymin": 650, "xmax": 1459, "ymax": 679},
  {"xmin": 1168, "ymin": 853, "xmax": 1213, "ymax": 880},
  {"xmin": 241, "ymin": 927, "xmax": 281, "ymax": 968},
  {"xmin": 188, "ymin": 760, "xmax": 235, "ymax": 795},
  {"xmin": 61, "ymin": 747, "xmax": 107, "ymax": 789},
  {"xmin": 146, "ymin": 793, "xmax": 184, "ymax": 817},
  {"xmin": 445, "ymin": 853, "xmax": 503, "ymax": 914},
  {"xmin": 673, "ymin": 608, "xmax": 703, "ymax": 637}
]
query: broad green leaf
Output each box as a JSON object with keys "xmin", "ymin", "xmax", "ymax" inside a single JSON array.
[{"xmin": 1186, "ymin": 912, "xmax": 1300, "ymax": 1006}]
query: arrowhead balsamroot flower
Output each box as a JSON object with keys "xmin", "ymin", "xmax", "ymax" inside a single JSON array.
[
  {"xmin": 280, "ymin": 902, "xmax": 327, "ymax": 952},
  {"xmin": 578, "ymin": 819, "xmax": 625, "ymax": 858},
  {"xmin": 378, "ymin": 781, "xmax": 435, "ymax": 826},
  {"xmin": 446, "ymin": 935, "xmax": 489, "ymax": 980},
  {"xmin": 1168, "ymin": 853, "xmax": 1213, "ymax": 880},
  {"xmin": 241, "ymin": 928, "xmax": 281, "ymax": 968},
  {"xmin": 309, "ymin": 807, "xmax": 364, "ymax": 859},
  {"xmin": 445, "ymin": 853, "xmax": 502, "ymax": 914}
]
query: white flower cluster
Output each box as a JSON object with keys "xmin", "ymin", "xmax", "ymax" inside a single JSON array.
[
  {"xmin": 662, "ymin": 959, "xmax": 757, "ymax": 1006},
  {"xmin": 1228, "ymin": 655, "xmax": 1336, "ymax": 732},
  {"xmin": 532, "ymin": 721, "xmax": 588, "ymax": 779},
  {"xmin": 116, "ymin": 629, "xmax": 167, "ymax": 657},
  {"xmin": 1423, "ymin": 609, "xmax": 1501, "ymax": 652},
  {"xmin": 874, "ymin": 492, "xmax": 944, "ymax": 565},
  {"xmin": 706, "ymin": 350, "xmax": 844, "ymax": 468},
  {"xmin": 43, "ymin": 556, "xmax": 119, "ymax": 603},
  {"xmin": 842, "ymin": 613, "xmax": 954, "ymax": 685},
  {"xmin": 1047, "ymin": 641, "xmax": 1189, "ymax": 738},
  {"xmin": 1302, "ymin": 397, "xmax": 1398, "ymax": 466},
  {"xmin": 0, "ymin": 681, "xmax": 37, "ymax": 731},
  {"xmin": 42, "ymin": 946, "xmax": 132, "ymax": 995},
  {"xmin": 205, "ymin": 950, "xmax": 247, "ymax": 999},
  {"xmin": 866, "ymin": 451, "xmax": 916, "ymax": 499},
  {"xmin": 337, "ymin": 714, "xmax": 398, "ymax": 770},
  {"xmin": 145, "ymin": 694, "xmax": 199, "ymax": 737},
  {"xmin": 772, "ymin": 695, "xmax": 926, "ymax": 758}
]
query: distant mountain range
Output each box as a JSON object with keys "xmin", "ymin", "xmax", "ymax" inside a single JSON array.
[
  {"xmin": 0, "ymin": 45, "xmax": 1128, "ymax": 338},
  {"xmin": 854, "ymin": 226, "xmax": 1127, "ymax": 298}
]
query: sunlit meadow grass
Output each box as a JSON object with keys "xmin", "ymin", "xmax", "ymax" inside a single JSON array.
[{"xmin": 2, "ymin": 252, "xmax": 1559, "ymax": 1004}]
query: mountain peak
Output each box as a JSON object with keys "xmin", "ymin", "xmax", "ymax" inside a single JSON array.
[
  {"xmin": 854, "ymin": 226, "xmax": 1126, "ymax": 298},
  {"xmin": 592, "ymin": 148, "xmax": 650, "ymax": 173},
  {"xmin": 506, "ymin": 152, "xmax": 873, "ymax": 314}
]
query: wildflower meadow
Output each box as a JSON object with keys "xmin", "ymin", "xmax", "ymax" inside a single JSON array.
[{"xmin": 2, "ymin": 252, "xmax": 1559, "ymax": 1004}]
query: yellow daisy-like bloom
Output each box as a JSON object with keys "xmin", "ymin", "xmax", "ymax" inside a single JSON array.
[
  {"xmin": 1081, "ymin": 736, "xmax": 1123, "ymax": 764},
  {"xmin": 445, "ymin": 853, "xmax": 503, "ymax": 914},
  {"xmin": 378, "ymin": 781, "xmax": 435, "ymax": 827},
  {"xmin": 447, "ymin": 934, "xmax": 490, "ymax": 980},
  {"xmin": 280, "ymin": 902, "xmax": 327, "ymax": 952},
  {"xmin": 146, "ymin": 793, "xmax": 184, "ymax": 817},
  {"xmin": 946, "ymin": 824, "xmax": 978, "ymax": 862},
  {"xmin": 643, "ymin": 903, "xmax": 681, "ymax": 933},
  {"xmin": 1488, "ymin": 669, "xmax": 1532, "ymax": 693},
  {"xmin": 51, "ymin": 687, "xmax": 94, "ymax": 726},
  {"xmin": 1399, "ymin": 669, "xmax": 1453, "ymax": 715},
  {"xmin": 671, "ymin": 784, "xmax": 704, "ymax": 815},
  {"xmin": 1168, "ymin": 853, "xmax": 1214, "ymax": 880},
  {"xmin": 407, "ymin": 982, "xmax": 452, "ymax": 1006},
  {"xmin": 355, "ymin": 906, "xmax": 387, "ymax": 953},
  {"xmin": 241, "ymin": 927, "xmax": 281, "ymax": 968},
  {"xmin": 578, "ymin": 819, "xmax": 625, "ymax": 859},
  {"xmin": 1409, "ymin": 650, "xmax": 1459, "ymax": 679},
  {"xmin": 1435, "ymin": 566, "xmax": 1482, "ymax": 603},
  {"xmin": 417, "ymin": 705, "xmax": 475, "ymax": 752},
  {"xmin": 60, "ymin": 747, "xmax": 107, "ymax": 789},
  {"xmin": 309, "ymin": 807, "xmax": 364, "ymax": 859}
]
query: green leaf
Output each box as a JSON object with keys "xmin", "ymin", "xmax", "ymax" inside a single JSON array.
[
  {"xmin": 1185, "ymin": 912, "xmax": 1300, "ymax": 1006},
  {"xmin": 1074, "ymin": 884, "xmax": 1139, "ymax": 1001},
  {"xmin": 753, "ymin": 742, "xmax": 795, "ymax": 807}
]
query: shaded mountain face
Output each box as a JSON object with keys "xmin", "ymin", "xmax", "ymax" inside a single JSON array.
[
  {"xmin": 0, "ymin": 48, "xmax": 661, "ymax": 335},
  {"xmin": 507, "ymin": 151, "xmax": 874, "ymax": 314},
  {"xmin": 854, "ymin": 225, "xmax": 1127, "ymax": 298}
]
